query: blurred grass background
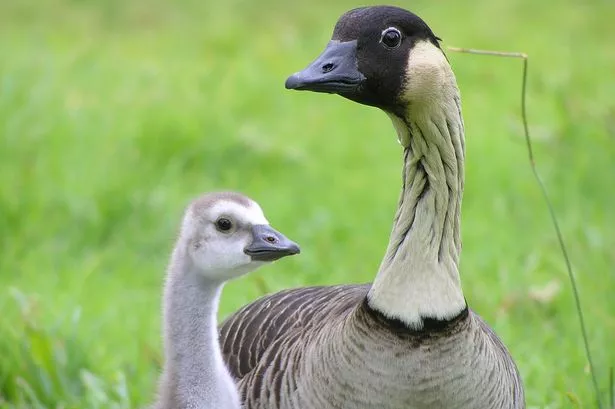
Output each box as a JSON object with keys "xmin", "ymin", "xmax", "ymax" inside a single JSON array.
[{"xmin": 1, "ymin": 0, "xmax": 614, "ymax": 407}]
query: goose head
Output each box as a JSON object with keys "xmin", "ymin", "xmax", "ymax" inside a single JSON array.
[
  {"xmin": 285, "ymin": 6, "xmax": 454, "ymax": 145},
  {"xmin": 179, "ymin": 192, "xmax": 300, "ymax": 282}
]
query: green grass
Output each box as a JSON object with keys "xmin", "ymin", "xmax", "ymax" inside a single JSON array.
[{"xmin": 1, "ymin": 0, "xmax": 614, "ymax": 407}]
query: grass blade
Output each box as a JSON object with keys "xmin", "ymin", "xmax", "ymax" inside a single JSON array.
[
  {"xmin": 609, "ymin": 367, "xmax": 613, "ymax": 409},
  {"xmin": 447, "ymin": 46, "xmax": 603, "ymax": 409}
]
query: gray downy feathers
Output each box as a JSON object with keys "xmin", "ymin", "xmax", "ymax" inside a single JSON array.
[{"xmin": 151, "ymin": 192, "xmax": 300, "ymax": 409}]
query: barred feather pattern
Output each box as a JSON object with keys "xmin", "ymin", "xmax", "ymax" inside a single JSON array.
[{"xmin": 219, "ymin": 284, "xmax": 524, "ymax": 409}]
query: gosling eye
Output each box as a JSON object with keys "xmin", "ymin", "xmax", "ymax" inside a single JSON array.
[
  {"xmin": 215, "ymin": 217, "xmax": 233, "ymax": 233},
  {"xmin": 380, "ymin": 27, "xmax": 402, "ymax": 49}
]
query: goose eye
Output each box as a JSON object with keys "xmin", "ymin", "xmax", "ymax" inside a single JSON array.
[
  {"xmin": 381, "ymin": 27, "xmax": 402, "ymax": 49},
  {"xmin": 215, "ymin": 217, "xmax": 233, "ymax": 232}
]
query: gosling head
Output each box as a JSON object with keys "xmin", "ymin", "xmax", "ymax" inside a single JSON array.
[
  {"xmin": 178, "ymin": 192, "xmax": 300, "ymax": 282},
  {"xmin": 285, "ymin": 6, "xmax": 453, "ymax": 119}
]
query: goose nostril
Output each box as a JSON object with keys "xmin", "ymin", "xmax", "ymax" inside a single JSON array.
[
  {"xmin": 264, "ymin": 235, "xmax": 277, "ymax": 243},
  {"xmin": 321, "ymin": 63, "xmax": 335, "ymax": 73}
]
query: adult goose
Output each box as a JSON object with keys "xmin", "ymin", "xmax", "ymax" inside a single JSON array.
[
  {"xmin": 219, "ymin": 6, "xmax": 525, "ymax": 409},
  {"xmin": 152, "ymin": 192, "xmax": 300, "ymax": 409}
]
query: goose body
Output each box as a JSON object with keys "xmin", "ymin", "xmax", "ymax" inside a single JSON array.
[
  {"xmin": 220, "ymin": 6, "xmax": 524, "ymax": 409},
  {"xmin": 152, "ymin": 192, "xmax": 300, "ymax": 409}
]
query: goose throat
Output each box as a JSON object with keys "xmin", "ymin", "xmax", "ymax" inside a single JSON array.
[
  {"xmin": 368, "ymin": 100, "xmax": 467, "ymax": 329},
  {"xmin": 159, "ymin": 251, "xmax": 230, "ymax": 407}
]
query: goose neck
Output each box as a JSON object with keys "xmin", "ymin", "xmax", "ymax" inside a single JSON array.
[
  {"xmin": 367, "ymin": 96, "xmax": 467, "ymax": 329},
  {"xmin": 157, "ymin": 245, "xmax": 237, "ymax": 408}
]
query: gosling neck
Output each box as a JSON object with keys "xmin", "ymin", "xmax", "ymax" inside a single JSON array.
[
  {"xmin": 157, "ymin": 245, "xmax": 239, "ymax": 409},
  {"xmin": 367, "ymin": 89, "xmax": 467, "ymax": 330}
]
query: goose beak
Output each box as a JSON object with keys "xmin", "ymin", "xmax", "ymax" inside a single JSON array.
[
  {"xmin": 244, "ymin": 225, "xmax": 301, "ymax": 262},
  {"xmin": 285, "ymin": 40, "xmax": 365, "ymax": 94}
]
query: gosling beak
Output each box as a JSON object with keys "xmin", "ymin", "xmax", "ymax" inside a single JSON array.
[
  {"xmin": 285, "ymin": 40, "xmax": 365, "ymax": 94},
  {"xmin": 244, "ymin": 225, "xmax": 301, "ymax": 262}
]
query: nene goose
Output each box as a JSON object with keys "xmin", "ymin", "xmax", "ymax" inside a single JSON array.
[
  {"xmin": 152, "ymin": 192, "xmax": 300, "ymax": 409},
  {"xmin": 219, "ymin": 6, "xmax": 525, "ymax": 409}
]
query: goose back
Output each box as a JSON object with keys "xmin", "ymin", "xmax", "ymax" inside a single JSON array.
[{"xmin": 219, "ymin": 285, "xmax": 524, "ymax": 408}]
